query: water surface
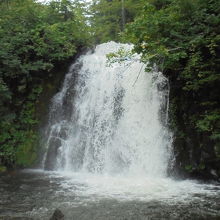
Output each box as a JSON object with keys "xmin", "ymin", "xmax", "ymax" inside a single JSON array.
[{"xmin": 0, "ymin": 170, "xmax": 220, "ymax": 220}]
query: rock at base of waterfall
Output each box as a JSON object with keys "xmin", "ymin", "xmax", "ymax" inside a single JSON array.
[{"xmin": 50, "ymin": 209, "xmax": 64, "ymax": 220}]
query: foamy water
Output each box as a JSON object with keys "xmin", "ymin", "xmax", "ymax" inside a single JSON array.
[
  {"xmin": 50, "ymin": 171, "xmax": 219, "ymax": 202},
  {"xmin": 43, "ymin": 42, "xmax": 172, "ymax": 178}
]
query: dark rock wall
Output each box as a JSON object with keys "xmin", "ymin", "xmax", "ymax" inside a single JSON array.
[{"xmin": 168, "ymin": 73, "xmax": 220, "ymax": 182}]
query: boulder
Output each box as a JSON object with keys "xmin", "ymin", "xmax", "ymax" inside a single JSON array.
[{"xmin": 49, "ymin": 209, "xmax": 64, "ymax": 220}]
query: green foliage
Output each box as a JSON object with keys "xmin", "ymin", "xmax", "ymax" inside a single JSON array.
[
  {"xmin": 124, "ymin": 0, "xmax": 220, "ymax": 135},
  {"xmin": 0, "ymin": 0, "xmax": 90, "ymax": 168},
  {"xmin": 106, "ymin": 47, "xmax": 134, "ymax": 66},
  {"xmin": 184, "ymin": 163, "xmax": 205, "ymax": 173},
  {"xmin": 0, "ymin": 166, "xmax": 6, "ymax": 172},
  {"xmin": 125, "ymin": 0, "xmax": 220, "ymax": 86},
  {"xmin": 90, "ymin": 0, "xmax": 144, "ymax": 43},
  {"xmin": 196, "ymin": 111, "xmax": 220, "ymax": 132},
  {"xmin": 15, "ymin": 130, "xmax": 38, "ymax": 167},
  {"xmin": 184, "ymin": 165, "xmax": 193, "ymax": 172},
  {"xmin": 195, "ymin": 110, "xmax": 220, "ymax": 149}
]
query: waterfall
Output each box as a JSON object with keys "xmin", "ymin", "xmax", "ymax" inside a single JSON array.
[{"xmin": 43, "ymin": 42, "xmax": 172, "ymax": 178}]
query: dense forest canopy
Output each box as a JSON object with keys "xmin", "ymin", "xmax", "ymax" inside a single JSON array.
[
  {"xmin": 90, "ymin": 0, "xmax": 143, "ymax": 43},
  {"xmin": 0, "ymin": 0, "xmax": 219, "ymax": 179}
]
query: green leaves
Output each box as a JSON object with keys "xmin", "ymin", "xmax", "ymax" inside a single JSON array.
[
  {"xmin": 125, "ymin": 0, "xmax": 220, "ymax": 95},
  {"xmin": 90, "ymin": 0, "xmax": 144, "ymax": 43},
  {"xmin": 106, "ymin": 47, "xmax": 135, "ymax": 66},
  {"xmin": 196, "ymin": 111, "xmax": 220, "ymax": 133},
  {"xmin": 15, "ymin": 130, "xmax": 38, "ymax": 167},
  {"xmin": 0, "ymin": 0, "xmax": 90, "ymax": 168}
]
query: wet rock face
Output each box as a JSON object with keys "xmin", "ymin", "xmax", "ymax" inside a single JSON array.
[
  {"xmin": 167, "ymin": 73, "xmax": 220, "ymax": 182},
  {"xmin": 44, "ymin": 137, "xmax": 62, "ymax": 170},
  {"xmin": 43, "ymin": 62, "xmax": 82, "ymax": 171},
  {"xmin": 50, "ymin": 209, "xmax": 64, "ymax": 220}
]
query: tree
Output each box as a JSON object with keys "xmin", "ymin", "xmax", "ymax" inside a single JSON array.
[{"xmin": 90, "ymin": 0, "xmax": 143, "ymax": 43}]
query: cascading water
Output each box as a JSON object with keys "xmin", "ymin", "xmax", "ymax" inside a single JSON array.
[{"xmin": 43, "ymin": 41, "xmax": 172, "ymax": 178}]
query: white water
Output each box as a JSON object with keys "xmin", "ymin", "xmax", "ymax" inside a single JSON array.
[
  {"xmin": 44, "ymin": 42, "xmax": 172, "ymax": 177},
  {"xmin": 42, "ymin": 42, "xmax": 220, "ymax": 203}
]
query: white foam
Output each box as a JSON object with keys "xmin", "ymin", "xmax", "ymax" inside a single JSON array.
[
  {"xmin": 47, "ymin": 170, "xmax": 220, "ymax": 202},
  {"xmin": 44, "ymin": 41, "xmax": 172, "ymax": 177}
]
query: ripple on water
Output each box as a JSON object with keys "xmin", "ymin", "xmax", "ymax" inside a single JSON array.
[{"xmin": 0, "ymin": 170, "xmax": 220, "ymax": 220}]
